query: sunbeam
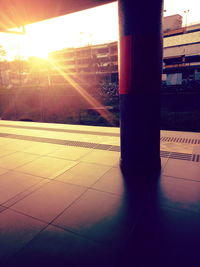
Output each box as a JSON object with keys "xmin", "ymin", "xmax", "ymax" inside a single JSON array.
[{"xmin": 48, "ymin": 59, "xmax": 115, "ymax": 125}]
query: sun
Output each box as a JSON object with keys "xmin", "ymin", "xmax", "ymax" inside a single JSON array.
[
  {"xmin": 22, "ymin": 43, "xmax": 49, "ymax": 59},
  {"xmin": 21, "ymin": 28, "xmax": 51, "ymax": 59},
  {"xmin": 1, "ymin": 2, "xmax": 118, "ymax": 60},
  {"xmin": 17, "ymin": 2, "xmax": 118, "ymax": 60}
]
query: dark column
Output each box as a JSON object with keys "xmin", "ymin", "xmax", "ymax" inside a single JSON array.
[{"xmin": 118, "ymin": 0, "xmax": 163, "ymax": 174}]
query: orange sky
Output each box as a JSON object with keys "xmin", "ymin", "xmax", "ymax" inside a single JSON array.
[{"xmin": 0, "ymin": 1, "xmax": 199, "ymax": 60}]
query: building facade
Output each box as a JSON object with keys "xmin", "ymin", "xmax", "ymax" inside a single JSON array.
[
  {"xmin": 163, "ymin": 23, "xmax": 200, "ymax": 85},
  {"xmin": 48, "ymin": 15, "xmax": 200, "ymax": 87},
  {"xmin": 49, "ymin": 41, "xmax": 118, "ymax": 85}
]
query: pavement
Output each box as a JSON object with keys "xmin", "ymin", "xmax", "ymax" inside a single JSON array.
[{"xmin": 0, "ymin": 120, "xmax": 199, "ymax": 267}]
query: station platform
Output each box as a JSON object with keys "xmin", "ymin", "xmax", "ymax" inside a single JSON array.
[{"xmin": 0, "ymin": 120, "xmax": 199, "ymax": 267}]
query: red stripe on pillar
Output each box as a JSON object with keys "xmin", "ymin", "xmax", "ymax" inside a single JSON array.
[{"xmin": 119, "ymin": 35, "xmax": 133, "ymax": 94}]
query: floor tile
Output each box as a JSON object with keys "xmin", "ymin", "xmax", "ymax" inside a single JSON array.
[
  {"xmin": 80, "ymin": 150, "xmax": 120, "ymax": 166},
  {"xmin": 56, "ymin": 162, "xmax": 110, "ymax": 187},
  {"xmin": 0, "ymin": 171, "xmax": 44, "ymax": 205},
  {"xmin": 22, "ymin": 143, "xmax": 63, "ymax": 155},
  {"xmin": 0, "ymin": 137, "xmax": 13, "ymax": 145},
  {"xmin": 12, "ymin": 180, "xmax": 86, "ymax": 222},
  {"xmin": 1, "ymin": 140, "xmax": 33, "ymax": 152},
  {"xmin": 16, "ymin": 156, "xmax": 77, "ymax": 179},
  {"xmin": 0, "ymin": 168, "xmax": 9, "ymax": 176},
  {"xmin": 53, "ymin": 188, "xmax": 145, "ymax": 245},
  {"xmin": 0, "ymin": 123, "xmax": 199, "ymax": 267},
  {"xmin": 160, "ymin": 142, "xmax": 194, "ymax": 153},
  {"xmin": 193, "ymin": 145, "xmax": 200, "ymax": 154},
  {"xmin": 3, "ymin": 179, "xmax": 50, "ymax": 208},
  {"xmin": 100, "ymin": 136, "xmax": 120, "ymax": 146},
  {"xmin": 121, "ymin": 206, "xmax": 200, "ymax": 267},
  {"xmin": 0, "ymin": 209, "xmax": 47, "ymax": 264},
  {"xmin": 157, "ymin": 175, "xmax": 200, "ymax": 213},
  {"xmin": 163, "ymin": 159, "xmax": 200, "ymax": 181},
  {"xmin": 0, "ymin": 149, "xmax": 15, "ymax": 158},
  {"xmin": 181, "ymin": 132, "xmax": 200, "ymax": 139},
  {"xmin": 58, "ymin": 132, "xmax": 104, "ymax": 143},
  {"xmin": 92, "ymin": 167, "xmax": 125, "ymax": 195},
  {"xmin": 160, "ymin": 130, "xmax": 183, "ymax": 138},
  {"xmin": 9, "ymin": 225, "xmax": 116, "ymax": 267},
  {"xmin": 161, "ymin": 157, "xmax": 168, "ymax": 170},
  {"xmin": 0, "ymin": 206, "xmax": 7, "ymax": 213},
  {"xmin": 0, "ymin": 152, "xmax": 40, "ymax": 170},
  {"xmin": 48, "ymin": 146, "xmax": 92, "ymax": 161}
]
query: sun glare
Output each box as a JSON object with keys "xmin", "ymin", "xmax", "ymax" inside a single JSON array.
[
  {"xmin": 0, "ymin": 0, "xmax": 198, "ymax": 61},
  {"xmin": 0, "ymin": 2, "xmax": 118, "ymax": 61},
  {"xmin": 22, "ymin": 30, "xmax": 50, "ymax": 59}
]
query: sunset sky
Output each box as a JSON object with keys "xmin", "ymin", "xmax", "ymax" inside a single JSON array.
[{"xmin": 0, "ymin": 0, "xmax": 199, "ymax": 60}]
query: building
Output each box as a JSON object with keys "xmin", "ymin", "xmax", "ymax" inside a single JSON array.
[
  {"xmin": 163, "ymin": 14, "xmax": 183, "ymax": 33},
  {"xmin": 48, "ymin": 15, "xmax": 200, "ymax": 87},
  {"xmin": 49, "ymin": 41, "xmax": 118, "ymax": 85},
  {"xmin": 163, "ymin": 22, "xmax": 200, "ymax": 86}
]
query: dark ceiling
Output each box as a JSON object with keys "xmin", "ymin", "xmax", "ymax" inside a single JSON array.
[{"xmin": 0, "ymin": 0, "xmax": 115, "ymax": 31}]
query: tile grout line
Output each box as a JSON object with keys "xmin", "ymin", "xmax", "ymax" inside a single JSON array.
[
  {"xmin": 160, "ymin": 204, "xmax": 200, "ymax": 215},
  {"xmin": 49, "ymin": 187, "xmax": 89, "ymax": 226},
  {"xmin": 88, "ymin": 166, "xmax": 114, "ymax": 189},
  {"xmin": 7, "ymin": 208, "xmax": 107, "ymax": 266},
  {"xmin": 163, "ymin": 174, "xmax": 200, "ymax": 183},
  {"xmin": 0, "ymin": 153, "xmax": 45, "ymax": 173},
  {"xmin": 1, "ymin": 179, "xmax": 51, "ymax": 208},
  {"xmin": 6, "ymin": 187, "xmax": 109, "ymax": 263}
]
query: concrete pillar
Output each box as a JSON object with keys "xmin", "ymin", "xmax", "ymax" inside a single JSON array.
[{"xmin": 118, "ymin": 0, "xmax": 163, "ymax": 174}]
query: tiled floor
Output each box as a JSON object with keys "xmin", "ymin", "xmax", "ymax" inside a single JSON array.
[{"xmin": 0, "ymin": 120, "xmax": 199, "ymax": 267}]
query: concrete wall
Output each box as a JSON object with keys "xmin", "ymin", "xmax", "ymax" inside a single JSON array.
[
  {"xmin": 163, "ymin": 14, "xmax": 182, "ymax": 32},
  {"xmin": 164, "ymin": 43, "xmax": 200, "ymax": 57},
  {"xmin": 164, "ymin": 31, "xmax": 200, "ymax": 47}
]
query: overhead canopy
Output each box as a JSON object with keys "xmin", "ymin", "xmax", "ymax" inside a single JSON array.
[{"xmin": 0, "ymin": 0, "xmax": 115, "ymax": 31}]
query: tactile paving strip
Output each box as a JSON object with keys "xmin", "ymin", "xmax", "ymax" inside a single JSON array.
[
  {"xmin": 160, "ymin": 136, "xmax": 200, "ymax": 144},
  {"xmin": 0, "ymin": 133, "xmax": 199, "ymax": 162}
]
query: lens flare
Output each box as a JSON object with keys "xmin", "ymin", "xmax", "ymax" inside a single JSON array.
[{"xmin": 48, "ymin": 59, "xmax": 115, "ymax": 125}]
